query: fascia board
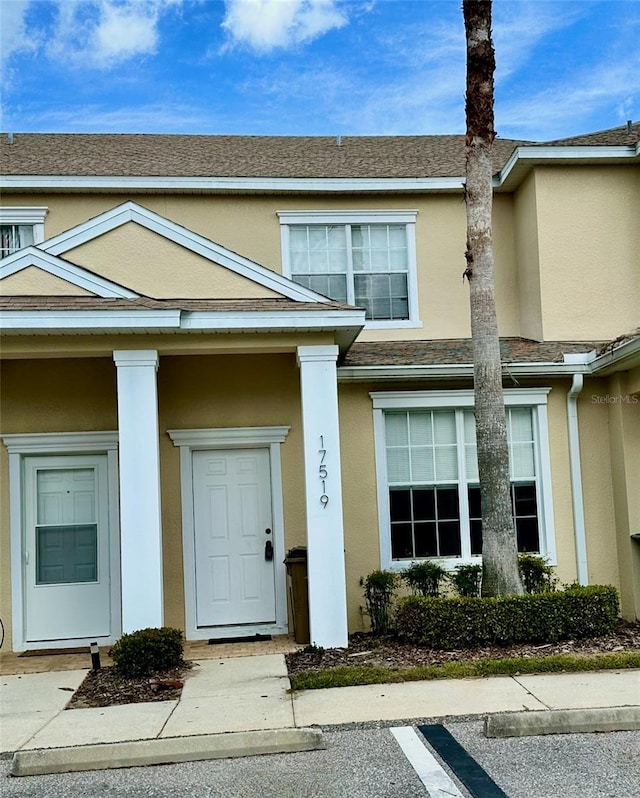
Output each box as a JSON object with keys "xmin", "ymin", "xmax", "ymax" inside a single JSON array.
[
  {"xmin": 180, "ymin": 309, "xmax": 366, "ymax": 331},
  {"xmin": 498, "ymin": 145, "xmax": 638, "ymax": 185},
  {"xmin": 1, "ymin": 175, "xmax": 466, "ymax": 192},
  {"xmin": 590, "ymin": 337, "xmax": 640, "ymax": 375},
  {"xmin": 0, "ymin": 310, "xmax": 181, "ymax": 331},
  {"xmin": 0, "ymin": 246, "xmax": 138, "ymax": 298},
  {"xmin": 41, "ymin": 201, "xmax": 327, "ymax": 304},
  {"xmin": 337, "ymin": 361, "xmax": 591, "ymax": 381}
]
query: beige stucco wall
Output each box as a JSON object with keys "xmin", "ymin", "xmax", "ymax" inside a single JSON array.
[
  {"xmin": 605, "ymin": 372, "xmax": 640, "ymax": 618},
  {"xmin": 0, "ymin": 266, "xmax": 94, "ymax": 296},
  {"xmin": 66, "ymin": 222, "xmax": 281, "ymax": 299},
  {"xmin": 513, "ymin": 172, "xmax": 543, "ymax": 341},
  {"xmin": 535, "ymin": 166, "xmax": 640, "ymax": 340}
]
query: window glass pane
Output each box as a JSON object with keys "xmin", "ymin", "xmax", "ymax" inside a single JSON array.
[
  {"xmin": 409, "ymin": 412, "xmax": 432, "ymax": 446},
  {"xmin": 436, "ymin": 487, "xmax": 459, "ymax": 520},
  {"xmin": 509, "ymin": 408, "xmax": 534, "ymax": 442},
  {"xmin": 289, "ymin": 227, "xmax": 308, "ymax": 249},
  {"xmin": 18, "ymin": 225, "xmax": 34, "ymax": 246},
  {"xmin": 434, "ymin": 446, "xmax": 458, "ymax": 480},
  {"xmin": 510, "ymin": 443, "xmax": 535, "ymax": 479},
  {"xmin": 516, "ymin": 517, "xmax": 540, "ymax": 553},
  {"xmin": 388, "ymin": 225, "xmax": 407, "ymax": 247},
  {"xmin": 391, "ymin": 523, "xmax": 414, "ymax": 559},
  {"xmin": 36, "ymin": 524, "xmax": 98, "ymax": 584},
  {"xmin": 390, "ymin": 489, "xmax": 412, "ymax": 522},
  {"xmin": 387, "ymin": 447, "xmax": 410, "ymax": 483},
  {"xmin": 414, "ymin": 522, "xmax": 437, "ymax": 557},
  {"xmin": 327, "ymin": 274, "xmax": 348, "ymax": 302},
  {"xmin": 350, "ymin": 225, "xmax": 367, "ymax": 248},
  {"xmin": 385, "ymin": 413, "xmax": 409, "ymax": 446},
  {"xmin": 513, "ymin": 483, "xmax": 537, "ymax": 516},
  {"xmin": 412, "ymin": 488, "xmax": 435, "ymax": 520},
  {"xmin": 468, "ymin": 485, "xmax": 482, "ymax": 519},
  {"xmin": 470, "ymin": 519, "xmax": 483, "ymax": 556},
  {"xmin": 438, "ymin": 521, "xmax": 462, "ymax": 557},
  {"xmin": 410, "ymin": 446, "xmax": 434, "ymax": 482},
  {"xmin": 434, "ymin": 411, "xmax": 456, "ymax": 444}
]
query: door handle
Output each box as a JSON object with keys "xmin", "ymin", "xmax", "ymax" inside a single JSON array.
[{"xmin": 265, "ymin": 540, "xmax": 273, "ymax": 561}]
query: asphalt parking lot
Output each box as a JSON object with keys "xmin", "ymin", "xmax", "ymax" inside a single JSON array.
[{"xmin": 2, "ymin": 721, "xmax": 639, "ymax": 798}]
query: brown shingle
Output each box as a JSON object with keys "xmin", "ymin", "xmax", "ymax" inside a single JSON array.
[
  {"xmin": 0, "ymin": 134, "xmax": 525, "ymax": 179},
  {"xmin": 342, "ymin": 339, "xmax": 603, "ymax": 366},
  {"xmin": 0, "ymin": 296, "xmax": 357, "ymax": 312}
]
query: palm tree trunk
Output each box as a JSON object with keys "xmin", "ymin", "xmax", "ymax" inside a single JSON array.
[{"xmin": 463, "ymin": 0, "xmax": 523, "ymax": 596}]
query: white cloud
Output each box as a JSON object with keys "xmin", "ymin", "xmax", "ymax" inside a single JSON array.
[
  {"xmin": 45, "ymin": 1, "xmax": 182, "ymax": 69},
  {"xmin": 222, "ymin": 0, "xmax": 347, "ymax": 52},
  {"xmin": 0, "ymin": 0, "xmax": 38, "ymax": 67}
]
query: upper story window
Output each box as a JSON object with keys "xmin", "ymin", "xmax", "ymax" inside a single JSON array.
[
  {"xmin": 278, "ymin": 210, "xmax": 420, "ymax": 329},
  {"xmin": 0, "ymin": 207, "xmax": 48, "ymax": 259}
]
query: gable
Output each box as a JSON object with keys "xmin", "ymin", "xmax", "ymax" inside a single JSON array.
[
  {"xmin": 0, "ymin": 265, "xmax": 95, "ymax": 296},
  {"xmin": 64, "ymin": 222, "xmax": 282, "ymax": 300}
]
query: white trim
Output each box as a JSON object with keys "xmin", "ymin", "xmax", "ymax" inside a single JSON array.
[
  {"xmin": 567, "ymin": 375, "xmax": 588, "ymax": 584},
  {"xmin": 370, "ymin": 388, "xmax": 556, "ymax": 571},
  {"xmin": 167, "ymin": 426, "xmax": 290, "ymax": 642},
  {"xmin": 39, "ymin": 201, "xmax": 329, "ymax": 304},
  {"xmin": 0, "ymin": 247, "xmax": 139, "ymax": 298},
  {"xmin": 1, "ymin": 431, "xmax": 121, "ymax": 652},
  {"xmin": 0, "ymin": 207, "xmax": 47, "ymax": 250},
  {"xmin": 279, "ymin": 210, "xmax": 420, "ymax": 330}
]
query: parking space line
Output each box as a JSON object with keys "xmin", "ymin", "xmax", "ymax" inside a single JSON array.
[
  {"xmin": 390, "ymin": 726, "xmax": 465, "ymax": 797},
  {"xmin": 418, "ymin": 724, "xmax": 508, "ymax": 798}
]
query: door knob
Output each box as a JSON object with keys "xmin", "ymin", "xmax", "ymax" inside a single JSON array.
[{"xmin": 265, "ymin": 540, "xmax": 274, "ymax": 561}]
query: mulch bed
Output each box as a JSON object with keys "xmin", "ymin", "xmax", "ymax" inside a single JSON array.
[
  {"xmin": 285, "ymin": 621, "xmax": 640, "ymax": 676},
  {"xmin": 67, "ymin": 662, "xmax": 191, "ymax": 709}
]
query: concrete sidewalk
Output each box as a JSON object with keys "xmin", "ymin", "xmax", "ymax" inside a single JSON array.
[{"xmin": 2, "ymin": 654, "xmax": 639, "ymax": 775}]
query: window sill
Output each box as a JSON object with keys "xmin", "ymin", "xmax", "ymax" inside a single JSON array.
[{"xmin": 365, "ymin": 319, "xmax": 423, "ymax": 330}]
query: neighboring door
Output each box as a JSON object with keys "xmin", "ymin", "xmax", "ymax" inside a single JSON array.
[
  {"xmin": 192, "ymin": 448, "xmax": 276, "ymax": 628},
  {"xmin": 23, "ymin": 455, "xmax": 112, "ymax": 643}
]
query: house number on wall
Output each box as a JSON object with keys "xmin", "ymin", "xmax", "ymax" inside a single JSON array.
[{"xmin": 319, "ymin": 435, "xmax": 329, "ymax": 508}]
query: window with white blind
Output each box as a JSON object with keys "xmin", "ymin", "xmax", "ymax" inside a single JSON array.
[
  {"xmin": 278, "ymin": 210, "xmax": 420, "ymax": 328},
  {"xmin": 0, "ymin": 207, "xmax": 48, "ymax": 259},
  {"xmin": 372, "ymin": 389, "xmax": 556, "ymax": 568}
]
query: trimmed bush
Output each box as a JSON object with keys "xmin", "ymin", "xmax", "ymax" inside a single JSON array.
[
  {"xmin": 518, "ymin": 553, "xmax": 558, "ymax": 594},
  {"xmin": 360, "ymin": 570, "xmax": 399, "ymax": 635},
  {"xmin": 111, "ymin": 627, "xmax": 184, "ymax": 677},
  {"xmin": 402, "ymin": 561, "xmax": 449, "ymax": 597},
  {"xmin": 450, "ymin": 564, "xmax": 483, "ymax": 597},
  {"xmin": 395, "ymin": 585, "xmax": 619, "ymax": 649}
]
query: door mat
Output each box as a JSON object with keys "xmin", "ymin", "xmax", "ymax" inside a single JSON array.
[
  {"xmin": 19, "ymin": 647, "xmax": 91, "ymax": 657},
  {"xmin": 208, "ymin": 634, "xmax": 272, "ymax": 645}
]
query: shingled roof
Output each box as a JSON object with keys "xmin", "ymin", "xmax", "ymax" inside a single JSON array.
[{"xmin": 1, "ymin": 123, "xmax": 636, "ymax": 181}]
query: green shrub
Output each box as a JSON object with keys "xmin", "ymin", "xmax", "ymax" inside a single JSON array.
[
  {"xmin": 111, "ymin": 627, "xmax": 184, "ymax": 677},
  {"xmin": 360, "ymin": 570, "xmax": 398, "ymax": 635},
  {"xmin": 450, "ymin": 564, "xmax": 483, "ymax": 597},
  {"xmin": 395, "ymin": 585, "xmax": 619, "ymax": 649},
  {"xmin": 518, "ymin": 553, "xmax": 558, "ymax": 594},
  {"xmin": 401, "ymin": 561, "xmax": 448, "ymax": 597}
]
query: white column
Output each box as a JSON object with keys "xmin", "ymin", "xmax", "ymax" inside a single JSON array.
[
  {"xmin": 113, "ymin": 350, "xmax": 163, "ymax": 632},
  {"xmin": 297, "ymin": 345, "xmax": 348, "ymax": 648}
]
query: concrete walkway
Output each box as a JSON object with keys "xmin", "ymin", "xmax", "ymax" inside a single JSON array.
[{"xmin": 1, "ymin": 654, "xmax": 639, "ymax": 775}]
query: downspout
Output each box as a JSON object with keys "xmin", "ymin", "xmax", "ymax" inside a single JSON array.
[{"xmin": 567, "ymin": 374, "xmax": 588, "ymax": 584}]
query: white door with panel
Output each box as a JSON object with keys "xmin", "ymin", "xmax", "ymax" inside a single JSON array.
[
  {"xmin": 24, "ymin": 455, "xmax": 112, "ymax": 643},
  {"xmin": 193, "ymin": 448, "xmax": 276, "ymax": 628}
]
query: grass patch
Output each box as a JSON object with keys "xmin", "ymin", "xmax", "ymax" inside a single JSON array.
[{"xmin": 289, "ymin": 651, "xmax": 640, "ymax": 691}]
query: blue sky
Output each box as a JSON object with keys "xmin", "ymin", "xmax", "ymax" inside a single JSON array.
[{"xmin": 1, "ymin": 0, "xmax": 638, "ymax": 141}]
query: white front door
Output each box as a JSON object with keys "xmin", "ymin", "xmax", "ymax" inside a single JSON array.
[
  {"xmin": 193, "ymin": 448, "xmax": 276, "ymax": 629},
  {"xmin": 24, "ymin": 455, "xmax": 112, "ymax": 643}
]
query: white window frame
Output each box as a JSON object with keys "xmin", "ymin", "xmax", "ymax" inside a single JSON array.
[
  {"xmin": 371, "ymin": 389, "xmax": 556, "ymax": 571},
  {"xmin": 1, "ymin": 431, "xmax": 121, "ymax": 651},
  {"xmin": 0, "ymin": 207, "xmax": 48, "ymax": 257},
  {"xmin": 278, "ymin": 210, "xmax": 421, "ymax": 329}
]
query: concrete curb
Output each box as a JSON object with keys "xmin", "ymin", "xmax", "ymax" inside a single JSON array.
[
  {"xmin": 10, "ymin": 728, "xmax": 325, "ymax": 777},
  {"xmin": 484, "ymin": 706, "xmax": 640, "ymax": 738}
]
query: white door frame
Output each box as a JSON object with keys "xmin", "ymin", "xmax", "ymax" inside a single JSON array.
[
  {"xmin": 2, "ymin": 431, "xmax": 121, "ymax": 652},
  {"xmin": 168, "ymin": 427, "xmax": 290, "ymax": 641}
]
